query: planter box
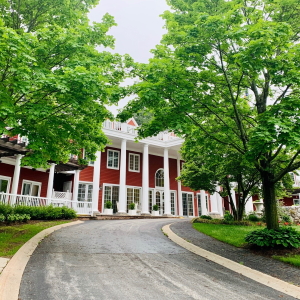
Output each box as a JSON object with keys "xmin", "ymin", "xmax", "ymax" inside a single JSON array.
[
  {"xmin": 253, "ymin": 201, "xmax": 264, "ymax": 214},
  {"xmin": 128, "ymin": 210, "xmax": 136, "ymax": 216},
  {"xmin": 103, "ymin": 208, "xmax": 113, "ymax": 215},
  {"xmin": 152, "ymin": 211, "xmax": 159, "ymax": 216}
]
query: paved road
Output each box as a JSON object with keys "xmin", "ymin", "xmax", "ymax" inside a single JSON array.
[{"xmin": 19, "ymin": 219, "xmax": 296, "ymax": 300}]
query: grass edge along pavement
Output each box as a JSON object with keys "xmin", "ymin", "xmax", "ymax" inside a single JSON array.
[
  {"xmin": 193, "ymin": 222, "xmax": 300, "ymax": 268},
  {"xmin": 0, "ymin": 220, "xmax": 73, "ymax": 258},
  {"xmin": 0, "ymin": 220, "xmax": 83, "ymax": 300}
]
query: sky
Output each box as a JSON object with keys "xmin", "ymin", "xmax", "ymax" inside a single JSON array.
[{"xmin": 89, "ymin": 0, "xmax": 170, "ymax": 115}]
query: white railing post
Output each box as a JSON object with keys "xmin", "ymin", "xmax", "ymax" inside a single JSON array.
[
  {"xmin": 11, "ymin": 154, "xmax": 23, "ymax": 195},
  {"xmin": 118, "ymin": 139, "xmax": 127, "ymax": 214},
  {"xmin": 92, "ymin": 151, "xmax": 101, "ymax": 216},
  {"xmin": 177, "ymin": 156, "xmax": 183, "ymax": 216}
]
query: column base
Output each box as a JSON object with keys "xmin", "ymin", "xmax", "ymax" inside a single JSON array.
[
  {"xmin": 209, "ymin": 212, "xmax": 221, "ymax": 219},
  {"xmin": 141, "ymin": 212, "xmax": 151, "ymax": 216},
  {"xmin": 163, "ymin": 214, "xmax": 174, "ymax": 217},
  {"xmin": 116, "ymin": 211, "xmax": 128, "ymax": 216},
  {"xmin": 92, "ymin": 211, "xmax": 100, "ymax": 217}
]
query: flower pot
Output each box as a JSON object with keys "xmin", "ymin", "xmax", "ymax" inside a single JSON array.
[
  {"xmin": 128, "ymin": 209, "xmax": 136, "ymax": 216},
  {"xmin": 253, "ymin": 201, "xmax": 264, "ymax": 214},
  {"xmin": 103, "ymin": 208, "xmax": 113, "ymax": 215},
  {"xmin": 152, "ymin": 211, "xmax": 159, "ymax": 216}
]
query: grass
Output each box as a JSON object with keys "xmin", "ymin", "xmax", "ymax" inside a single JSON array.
[
  {"xmin": 0, "ymin": 220, "xmax": 71, "ymax": 257},
  {"xmin": 193, "ymin": 222, "xmax": 300, "ymax": 268},
  {"xmin": 193, "ymin": 223, "xmax": 263, "ymax": 247}
]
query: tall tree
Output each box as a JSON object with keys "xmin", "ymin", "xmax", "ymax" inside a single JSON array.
[
  {"xmin": 0, "ymin": 0, "xmax": 132, "ymax": 167},
  {"xmin": 119, "ymin": 0, "xmax": 300, "ymax": 229}
]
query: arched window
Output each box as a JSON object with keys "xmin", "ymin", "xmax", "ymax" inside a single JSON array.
[{"xmin": 155, "ymin": 169, "xmax": 164, "ymax": 187}]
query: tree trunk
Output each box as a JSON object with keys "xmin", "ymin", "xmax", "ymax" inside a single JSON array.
[
  {"xmin": 237, "ymin": 196, "xmax": 245, "ymax": 221},
  {"xmin": 261, "ymin": 171, "xmax": 279, "ymax": 230}
]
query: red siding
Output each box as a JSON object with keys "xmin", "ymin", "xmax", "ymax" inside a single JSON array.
[
  {"xmin": 79, "ymin": 166, "xmax": 94, "ymax": 182},
  {"xmin": 18, "ymin": 168, "xmax": 49, "ymax": 197},
  {"xmin": 126, "ymin": 150, "xmax": 143, "ymax": 187},
  {"xmin": 0, "ymin": 163, "xmax": 15, "ymax": 180},
  {"xmin": 149, "ymin": 154, "xmax": 163, "ymax": 188}
]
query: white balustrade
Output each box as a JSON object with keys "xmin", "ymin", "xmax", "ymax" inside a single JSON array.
[{"xmin": 0, "ymin": 192, "xmax": 93, "ymax": 216}]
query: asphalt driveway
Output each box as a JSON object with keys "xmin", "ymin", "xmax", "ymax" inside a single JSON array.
[{"xmin": 19, "ymin": 219, "xmax": 297, "ymax": 300}]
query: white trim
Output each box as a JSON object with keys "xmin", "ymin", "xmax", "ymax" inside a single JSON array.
[
  {"xmin": 0, "ymin": 175, "xmax": 11, "ymax": 193},
  {"xmin": 155, "ymin": 168, "xmax": 164, "ymax": 187},
  {"xmin": 21, "ymin": 180, "xmax": 42, "ymax": 197},
  {"xmin": 78, "ymin": 182, "xmax": 93, "ymax": 202},
  {"xmin": 128, "ymin": 153, "xmax": 140, "ymax": 172},
  {"xmin": 107, "ymin": 149, "xmax": 120, "ymax": 170},
  {"xmin": 293, "ymin": 199, "xmax": 300, "ymax": 206}
]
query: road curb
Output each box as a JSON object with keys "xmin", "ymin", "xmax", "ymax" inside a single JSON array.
[
  {"xmin": 162, "ymin": 224, "xmax": 300, "ymax": 299},
  {"xmin": 0, "ymin": 220, "xmax": 84, "ymax": 300}
]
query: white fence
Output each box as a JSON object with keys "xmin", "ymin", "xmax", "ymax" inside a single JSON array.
[
  {"xmin": 0, "ymin": 192, "xmax": 93, "ymax": 216},
  {"xmin": 52, "ymin": 191, "xmax": 72, "ymax": 200}
]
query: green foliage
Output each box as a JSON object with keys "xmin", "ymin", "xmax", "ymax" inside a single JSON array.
[
  {"xmin": 245, "ymin": 227, "xmax": 300, "ymax": 248},
  {"xmin": 152, "ymin": 204, "xmax": 159, "ymax": 211},
  {"xmin": 0, "ymin": 214, "xmax": 5, "ymax": 222},
  {"xmin": 0, "ymin": 204, "xmax": 76, "ymax": 220},
  {"xmin": 6, "ymin": 214, "xmax": 31, "ymax": 223},
  {"xmin": 104, "ymin": 201, "xmax": 112, "ymax": 209},
  {"xmin": 194, "ymin": 218, "xmax": 253, "ymax": 226},
  {"xmin": 199, "ymin": 215, "xmax": 212, "ymax": 220},
  {"xmin": 118, "ymin": 0, "xmax": 300, "ymax": 230},
  {"xmin": 129, "ymin": 202, "xmax": 135, "ymax": 210},
  {"xmin": 0, "ymin": 0, "xmax": 133, "ymax": 167},
  {"xmin": 224, "ymin": 211, "xmax": 234, "ymax": 222},
  {"xmin": 281, "ymin": 215, "xmax": 292, "ymax": 223},
  {"xmin": 247, "ymin": 213, "xmax": 260, "ymax": 222}
]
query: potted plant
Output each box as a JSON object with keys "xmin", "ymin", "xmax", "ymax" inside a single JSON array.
[
  {"xmin": 152, "ymin": 204, "xmax": 159, "ymax": 216},
  {"xmin": 128, "ymin": 202, "xmax": 136, "ymax": 216},
  {"xmin": 103, "ymin": 201, "xmax": 113, "ymax": 215}
]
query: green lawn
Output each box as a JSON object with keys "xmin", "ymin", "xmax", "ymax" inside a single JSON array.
[
  {"xmin": 193, "ymin": 222, "xmax": 300, "ymax": 267},
  {"xmin": 0, "ymin": 220, "xmax": 71, "ymax": 257}
]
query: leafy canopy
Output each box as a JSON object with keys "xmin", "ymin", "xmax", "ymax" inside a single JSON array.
[{"xmin": 0, "ymin": 0, "xmax": 133, "ymax": 167}]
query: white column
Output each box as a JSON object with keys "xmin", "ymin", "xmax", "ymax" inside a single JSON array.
[
  {"xmin": 164, "ymin": 148, "xmax": 171, "ymax": 215},
  {"xmin": 230, "ymin": 189, "xmax": 237, "ymax": 213},
  {"xmin": 245, "ymin": 196, "xmax": 254, "ymax": 214},
  {"xmin": 73, "ymin": 170, "xmax": 81, "ymax": 201},
  {"xmin": 92, "ymin": 151, "xmax": 101, "ymax": 215},
  {"xmin": 200, "ymin": 190, "xmax": 207, "ymax": 215},
  {"xmin": 11, "ymin": 154, "xmax": 23, "ymax": 195},
  {"xmin": 177, "ymin": 156, "xmax": 183, "ymax": 216},
  {"xmin": 216, "ymin": 185, "xmax": 224, "ymax": 216},
  {"xmin": 210, "ymin": 191, "xmax": 219, "ymax": 214},
  {"xmin": 118, "ymin": 139, "xmax": 127, "ymax": 213},
  {"xmin": 46, "ymin": 163, "xmax": 56, "ymax": 199},
  {"xmin": 141, "ymin": 144, "xmax": 150, "ymax": 215}
]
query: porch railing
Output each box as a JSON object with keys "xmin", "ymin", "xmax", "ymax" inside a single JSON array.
[
  {"xmin": 0, "ymin": 192, "xmax": 93, "ymax": 216},
  {"xmin": 52, "ymin": 191, "xmax": 72, "ymax": 200}
]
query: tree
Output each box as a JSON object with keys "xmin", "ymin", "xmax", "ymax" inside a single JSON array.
[
  {"xmin": 119, "ymin": 0, "xmax": 300, "ymax": 229},
  {"xmin": 0, "ymin": 0, "xmax": 132, "ymax": 167},
  {"xmin": 179, "ymin": 130, "xmax": 261, "ymax": 221}
]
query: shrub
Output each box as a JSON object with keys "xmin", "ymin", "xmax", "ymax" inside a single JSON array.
[
  {"xmin": 248, "ymin": 213, "xmax": 260, "ymax": 222},
  {"xmin": 200, "ymin": 215, "xmax": 212, "ymax": 220},
  {"xmin": 105, "ymin": 201, "xmax": 112, "ymax": 209},
  {"xmin": 61, "ymin": 206, "xmax": 77, "ymax": 219},
  {"xmin": 245, "ymin": 227, "xmax": 300, "ymax": 248},
  {"xmin": 129, "ymin": 202, "xmax": 135, "ymax": 210},
  {"xmin": 223, "ymin": 211, "xmax": 234, "ymax": 221},
  {"xmin": 152, "ymin": 204, "xmax": 159, "ymax": 211},
  {"xmin": 281, "ymin": 215, "xmax": 292, "ymax": 223},
  {"xmin": 0, "ymin": 204, "xmax": 13, "ymax": 216},
  {"xmin": 0, "ymin": 214, "xmax": 5, "ymax": 222}
]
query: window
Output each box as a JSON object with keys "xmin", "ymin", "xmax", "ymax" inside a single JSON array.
[
  {"xmin": 182, "ymin": 192, "xmax": 194, "ymax": 216},
  {"xmin": 0, "ymin": 176, "xmax": 10, "ymax": 193},
  {"xmin": 294, "ymin": 199, "xmax": 300, "ymax": 206},
  {"xmin": 155, "ymin": 169, "xmax": 164, "ymax": 187},
  {"xmin": 78, "ymin": 183, "xmax": 93, "ymax": 201},
  {"xmin": 149, "ymin": 189, "xmax": 154, "ymax": 212},
  {"xmin": 83, "ymin": 149, "xmax": 94, "ymax": 166},
  {"xmin": 107, "ymin": 150, "xmax": 119, "ymax": 169},
  {"xmin": 197, "ymin": 194, "xmax": 201, "ymax": 216},
  {"xmin": 129, "ymin": 153, "xmax": 140, "ymax": 172},
  {"xmin": 22, "ymin": 180, "xmax": 41, "ymax": 197},
  {"xmin": 171, "ymin": 192, "xmax": 176, "ymax": 215},
  {"xmin": 127, "ymin": 187, "xmax": 141, "ymax": 211}
]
